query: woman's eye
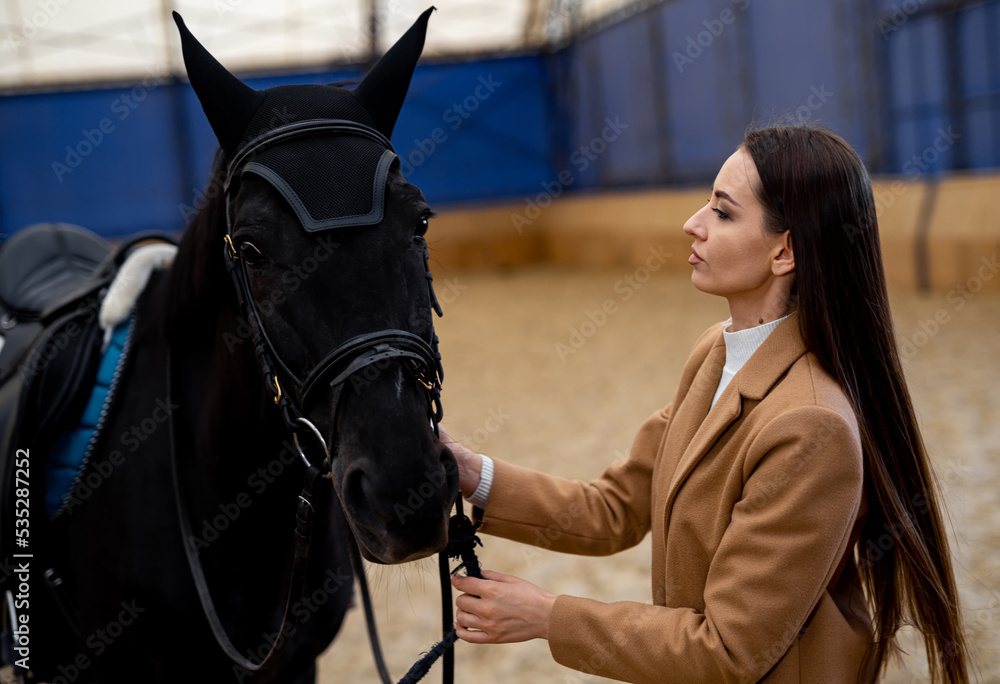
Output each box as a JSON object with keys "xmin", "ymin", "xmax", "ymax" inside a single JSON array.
[
  {"xmin": 239, "ymin": 241, "xmax": 265, "ymax": 265},
  {"xmin": 711, "ymin": 207, "xmax": 730, "ymax": 221}
]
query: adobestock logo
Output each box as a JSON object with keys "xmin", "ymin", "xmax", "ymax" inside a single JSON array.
[
  {"xmin": 51, "ymin": 70, "xmax": 168, "ymax": 182},
  {"xmin": 671, "ymin": 0, "xmax": 751, "ymax": 74},
  {"xmin": 556, "ymin": 246, "xmax": 670, "ymax": 362},
  {"xmin": 511, "ymin": 116, "xmax": 630, "ymax": 233},
  {"xmin": 397, "ymin": 74, "xmax": 503, "ymax": 177}
]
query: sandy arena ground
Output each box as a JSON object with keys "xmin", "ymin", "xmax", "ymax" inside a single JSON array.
[{"xmin": 318, "ymin": 265, "xmax": 1000, "ymax": 684}]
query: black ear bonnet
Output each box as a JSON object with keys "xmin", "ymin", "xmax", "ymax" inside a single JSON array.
[{"xmin": 173, "ymin": 7, "xmax": 434, "ymax": 230}]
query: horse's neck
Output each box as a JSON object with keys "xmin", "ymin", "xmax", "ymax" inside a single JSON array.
[
  {"xmin": 151, "ymin": 270, "xmax": 286, "ymax": 499},
  {"xmin": 146, "ymin": 276, "xmax": 318, "ymax": 639}
]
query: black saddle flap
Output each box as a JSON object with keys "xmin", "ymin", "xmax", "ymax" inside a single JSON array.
[{"xmin": 20, "ymin": 305, "xmax": 106, "ymax": 448}]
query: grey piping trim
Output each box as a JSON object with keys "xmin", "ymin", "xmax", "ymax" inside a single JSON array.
[
  {"xmin": 242, "ymin": 149, "xmax": 396, "ymax": 232},
  {"xmin": 225, "ymin": 118, "xmax": 394, "ymax": 190}
]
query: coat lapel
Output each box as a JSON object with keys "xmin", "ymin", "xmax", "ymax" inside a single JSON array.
[
  {"xmin": 661, "ymin": 312, "xmax": 808, "ymax": 511},
  {"xmin": 661, "ymin": 337, "xmax": 739, "ymax": 507}
]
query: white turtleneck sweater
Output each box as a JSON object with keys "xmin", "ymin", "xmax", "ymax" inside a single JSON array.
[
  {"xmin": 466, "ymin": 313, "xmax": 794, "ymax": 509},
  {"xmin": 709, "ymin": 312, "xmax": 792, "ymax": 410}
]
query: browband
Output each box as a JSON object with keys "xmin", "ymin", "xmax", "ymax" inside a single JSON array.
[{"xmin": 223, "ymin": 118, "xmax": 396, "ymax": 192}]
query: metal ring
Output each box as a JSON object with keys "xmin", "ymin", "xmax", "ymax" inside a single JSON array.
[{"xmin": 292, "ymin": 416, "xmax": 332, "ymax": 473}]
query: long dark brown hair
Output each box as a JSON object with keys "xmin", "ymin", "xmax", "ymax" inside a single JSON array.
[{"xmin": 742, "ymin": 125, "xmax": 969, "ymax": 683}]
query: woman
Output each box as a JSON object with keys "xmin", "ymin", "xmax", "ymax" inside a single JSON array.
[{"xmin": 442, "ymin": 125, "xmax": 970, "ymax": 683}]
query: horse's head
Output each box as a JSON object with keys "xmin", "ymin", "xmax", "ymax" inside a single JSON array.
[{"xmin": 174, "ymin": 8, "xmax": 458, "ymax": 564}]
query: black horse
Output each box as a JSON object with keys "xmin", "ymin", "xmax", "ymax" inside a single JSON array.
[{"xmin": 1, "ymin": 8, "xmax": 457, "ymax": 683}]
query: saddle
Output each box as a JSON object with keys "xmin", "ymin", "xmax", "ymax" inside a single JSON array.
[
  {"xmin": 0, "ymin": 223, "xmax": 175, "ymax": 673},
  {"xmin": 0, "ymin": 224, "xmax": 113, "ymax": 444},
  {"xmin": 0, "ymin": 222, "xmax": 177, "ymax": 446}
]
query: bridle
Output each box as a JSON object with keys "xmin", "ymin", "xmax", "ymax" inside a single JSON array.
[
  {"xmin": 220, "ymin": 118, "xmax": 445, "ymax": 467},
  {"xmin": 169, "ymin": 119, "xmax": 479, "ymax": 683}
]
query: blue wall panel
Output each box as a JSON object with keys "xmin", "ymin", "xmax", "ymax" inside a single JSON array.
[
  {"xmin": 0, "ymin": 86, "xmax": 188, "ymax": 237},
  {"xmin": 555, "ymin": 0, "xmax": 882, "ymax": 190},
  {"xmin": 586, "ymin": 17, "xmax": 663, "ymax": 186},
  {"xmin": 0, "ymin": 56, "xmax": 555, "ymax": 238},
  {"xmin": 561, "ymin": 33, "xmax": 604, "ymax": 189},
  {"xmin": 391, "ymin": 56, "xmax": 556, "ymax": 205},
  {"xmin": 748, "ymin": 0, "xmax": 838, "ymax": 115},
  {"xmin": 660, "ymin": 0, "xmax": 744, "ymax": 180}
]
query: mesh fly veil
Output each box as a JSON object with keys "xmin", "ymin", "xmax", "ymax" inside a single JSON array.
[{"xmin": 173, "ymin": 8, "xmax": 434, "ymax": 231}]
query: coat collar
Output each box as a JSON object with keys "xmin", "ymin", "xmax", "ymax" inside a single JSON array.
[
  {"xmin": 732, "ymin": 310, "xmax": 807, "ymax": 401},
  {"xmin": 662, "ymin": 311, "xmax": 807, "ymax": 509}
]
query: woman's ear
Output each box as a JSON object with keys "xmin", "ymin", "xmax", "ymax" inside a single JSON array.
[{"xmin": 772, "ymin": 231, "xmax": 794, "ymax": 277}]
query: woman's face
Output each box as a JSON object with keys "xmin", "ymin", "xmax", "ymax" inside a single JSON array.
[{"xmin": 682, "ymin": 148, "xmax": 793, "ymax": 299}]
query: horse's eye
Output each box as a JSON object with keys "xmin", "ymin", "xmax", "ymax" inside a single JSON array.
[
  {"xmin": 239, "ymin": 241, "xmax": 265, "ymax": 266},
  {"xmin": 415, "ymin": 216, "xmax": 429, "ymax": 237}
]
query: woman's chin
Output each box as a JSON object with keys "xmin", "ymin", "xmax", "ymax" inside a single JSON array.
[{"xmin": 689, "ymin": 269, "xmax": 713, "ymax": 293}]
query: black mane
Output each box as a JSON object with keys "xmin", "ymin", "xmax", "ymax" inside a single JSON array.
[{"xmin": 163, "ymin": 150, "xmax": 235, "ymax": 340}]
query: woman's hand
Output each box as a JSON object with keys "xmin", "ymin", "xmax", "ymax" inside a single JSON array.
[
  {"xmin": 451, "ymin": 570, "xmax": 557, "ymax": 643},
  {"xmin": 439, "ymin": 425, "xmax": 482, "ymax": 498}
]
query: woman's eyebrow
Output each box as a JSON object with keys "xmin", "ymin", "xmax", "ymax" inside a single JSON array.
[{"xmin": 714, "ymin": 190, "xmax": 742, "ymax": 208}]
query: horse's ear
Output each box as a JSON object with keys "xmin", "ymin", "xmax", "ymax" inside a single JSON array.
[
  {"xmin": 352, "ymin": 7, "xmax": 434, "ymax": 140},
  {"xmin": 173, "ymin": 11, "xmax": 265, "ymax": 155}
]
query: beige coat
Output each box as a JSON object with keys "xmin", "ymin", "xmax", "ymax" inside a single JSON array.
[{"xmin": 479, "ymin": 312, "xmax": 876, "ymax": 683}]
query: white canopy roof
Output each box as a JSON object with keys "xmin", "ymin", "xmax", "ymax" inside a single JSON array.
[{"xmin": 0, "ymin": 0, "xmax": 637, "ymax": 89}]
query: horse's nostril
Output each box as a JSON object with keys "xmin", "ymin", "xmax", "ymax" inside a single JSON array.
[
  {"xmin": 343, "ymin": 467, "xmax": 396, "ymax": 531},
  {"xmin": 342, "ymin": 468, "xmax": 369, "ymax": 518}
]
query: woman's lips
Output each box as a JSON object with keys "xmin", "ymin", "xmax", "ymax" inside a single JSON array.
[{"xmin": 688, "ymin": 248, "xmax": 704, "ymax": 265}]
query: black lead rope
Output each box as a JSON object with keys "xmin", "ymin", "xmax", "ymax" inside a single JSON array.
[
  {"xmin": 346, "ymin": 536, "xmax": 393, "ymax": 684},
  {"xmin": 394, "ymin": 499, "xmax": 484, "ymax": 684},
  {"xmin": 346, "ymin": 488, "xmax": 485, "ymax": 684}
]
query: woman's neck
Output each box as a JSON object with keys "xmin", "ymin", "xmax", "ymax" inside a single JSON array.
[{"xmin": 726, "ymin": 291, "xmax": 795, "ymax": 332}]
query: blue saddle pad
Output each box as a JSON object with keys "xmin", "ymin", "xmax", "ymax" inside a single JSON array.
[{"xmin": 44, "ymin": 317, "xmax": 132, "ymax": 517}]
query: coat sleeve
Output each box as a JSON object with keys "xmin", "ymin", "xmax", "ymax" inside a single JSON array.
[
  {"xmin": 546, "ymin": 405, "xmax": 865, "ymax": 684},
  {"xmin": 478, "ymin": 403, "xmax": 672, "ymax": 556}
]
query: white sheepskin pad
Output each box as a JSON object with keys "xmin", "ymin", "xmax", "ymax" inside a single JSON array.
[{"xmin": 99, "ymin": 242, "xmax": 178, "ymax": 331}]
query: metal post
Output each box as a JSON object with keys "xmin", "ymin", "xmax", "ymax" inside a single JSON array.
[
  {"xmin": 645, "ymin": 5, "xmax": 672, "ymax": 184},
  {"xmin": 368, "ymin": 0, "xmax": 380, "ymax": 68}
]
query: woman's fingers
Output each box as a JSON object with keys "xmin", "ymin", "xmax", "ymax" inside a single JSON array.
[
  {"xmin": 454, "ymin": 608, "xmax": 483, "ymax": 630},
  {"xmin": 453, "ymin": 574, "xmax": 493, "ymax": 643},
  {"xmin": 454, "ymin": 621, "xmax": 492, "ymax": 644},
  {"xmin": 480, "ymin": 569, "xmax": 511, "ymax": 582},
  {"xmin": 454, "ymin": 592, "xmax": 480, "ymax": 613},
  {"xmin": 452, "ymin": 572, "xmax": 490, "ymax": 596},
  {"xmin": 451, "ymin": 569, "xmax": 555, "ymax": 643},
  {"xmin": 438, "ymin": 426, "xmax": 483, "ymax": 497}
]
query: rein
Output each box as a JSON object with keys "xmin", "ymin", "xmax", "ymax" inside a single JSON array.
[{"xmin": 169, "ymin": 118, "xmax": 482, "ymax": 683}]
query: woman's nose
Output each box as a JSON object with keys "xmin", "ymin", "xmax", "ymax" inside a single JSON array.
[{"xmin": 683, "ymin": 208, "xmax": 706, "ymax": 239}]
